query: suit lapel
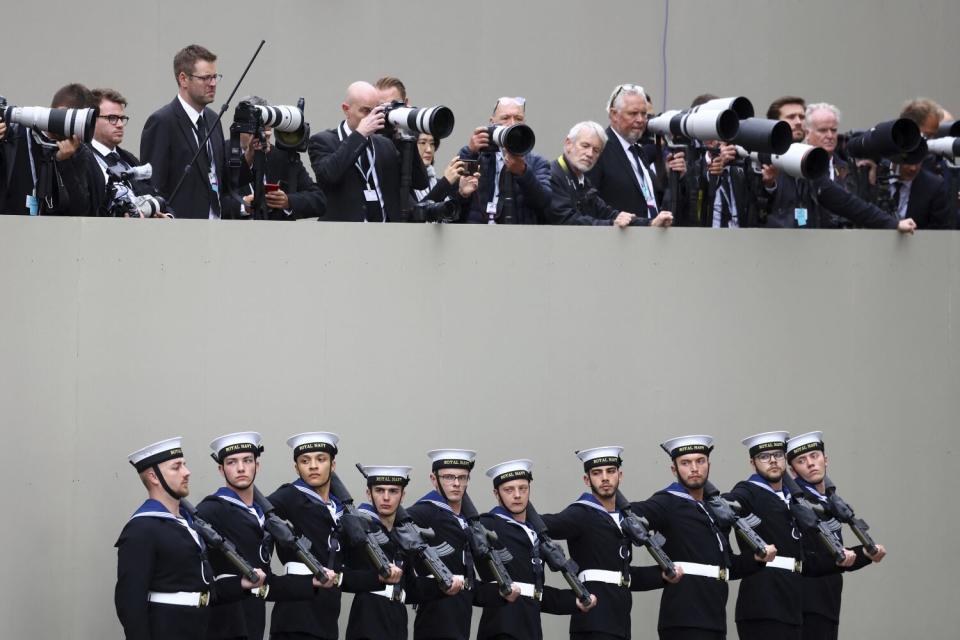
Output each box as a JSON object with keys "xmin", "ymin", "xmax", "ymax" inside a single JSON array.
[{"xmin": 607, "ymin": 127, "xmax": 645, "ymax": 199}]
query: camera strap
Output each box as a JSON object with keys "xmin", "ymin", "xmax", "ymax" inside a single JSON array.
[{"xmin": 339, "ymin": 123, "xmax": 384, "ymax": 221}]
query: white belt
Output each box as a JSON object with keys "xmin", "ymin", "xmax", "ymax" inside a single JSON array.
[
  {"xmin": 767, "ymin": 555, "xmax": 802, "ymax": 572},
  {"xmin": 147, "ymin": 591, "xmax": 210, "ymax": 607},
  {"xmin": 675, "ymin": 562, "xmax": 727, "ymax": 581},
  {"xmin": 371, "ymin": 584, "xmax": 406, "ymax": 601},
  {"xmin": 489, "ymin": 580, "xmax": 541, "ymax": 600},
  {"xmin": 578, "ymin": 569, "xmax": 629, "ymax": 587},
  {"xmin": 284, "ymin": 561, "xmax": 313, "ymax": 576}
]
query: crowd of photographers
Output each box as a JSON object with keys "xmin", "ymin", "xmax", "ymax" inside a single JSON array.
[{"xmin": 1, "ymin": 44, "xmax": 957, "ymax": 233}]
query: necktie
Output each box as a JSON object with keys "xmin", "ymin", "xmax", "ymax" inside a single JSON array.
[
  {"xmin": 629, "ymin": 145, "xmax": 657, "ymax": 218},
  {"xmin": 720, "ymin": 172, "xmax": 733, "ymax": 227},
  {"xmin": 195, "ymin": 113, "xmax": 210, "ymax": 164},
  {"xmin": 104, "ymin": 151, "xmax": 122, "ymax": 168},
  {"xmin": 892, "ymin": 181, "xmax": 903, "ymax": 218}
]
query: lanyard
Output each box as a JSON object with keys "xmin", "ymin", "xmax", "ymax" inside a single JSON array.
[
  {"xmin": 338, "ymin": 123, "xmax": 384, "ymax": 218},
  {"xmin": 25, "ymin": 132, "xmax": 38, "ymax": 196}
]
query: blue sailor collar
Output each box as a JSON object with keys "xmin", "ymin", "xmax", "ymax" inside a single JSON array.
[
  {"xmin": 663, "ymin": 482, "xmax": 699, "ymax": 502},
  {"xmin": 573, "ymin": 492, "xmax": 616, "ymax": 512},
  {"xmin": 292, "ymin": 478, "xmax": 343, "ymax": 511},
  {"xmin": 416, "ymin": 490, "xmax": 468, "ymax": 525},
  {"xmin": 748, "ymin": 473, "xmax": 791, "ymax": 499},
  {"xmin": 794, "ymin": 477, "xmax": 827, "ymax": 501},
  {"xmin": 214, "ymin": 486, "xmax": 265, "ymax": 525},
  {"xmin": 130, "ymin": 499, "xmax": 203, "ymax": 549},
  {"xmin": 490, "ymin": 505, "xmax": 538, "ymax": 545}
]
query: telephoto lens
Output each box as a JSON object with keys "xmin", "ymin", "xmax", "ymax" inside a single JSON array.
[
  {"xmin": 648, "ymin": 108, "xmax": 740, "ymax": 143},
  {"xmin": 386, "ymin": 104, "xmax": 455, "ymax": 139},
  {"xmin": 845, "ymin": 119, "xmax": 922, "ymax": 160},
  {"xmin": 485, "ymin": 123, "xmax": 535, "ymax": 154},
  {"xmin": 732, "ymin": 118, "xmax": 792, "ymax": 155},
  {"xmin": 3, "ymin": 105, "xmax": 99, "ymax": 143},
  {"xmin": 737, "ymin": 142, "xmax": 830, "ymax": 180},
  {"xmin": 926, "ymin": 136, "xmax": 960, "ymax": 161}
]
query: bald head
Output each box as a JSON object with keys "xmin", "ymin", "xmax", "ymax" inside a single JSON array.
[{"xmin": 343, "ymin": 81, "xmax": 381, "ymax": 131}]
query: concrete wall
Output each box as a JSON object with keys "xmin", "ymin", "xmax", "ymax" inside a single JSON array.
[
  {"xmin": 4, "ymin": 0, "xmax": 958, "ymax": 163},
  {"xmin": 0, "ymin": 216, "xmax": 957, "ymax": 637}
]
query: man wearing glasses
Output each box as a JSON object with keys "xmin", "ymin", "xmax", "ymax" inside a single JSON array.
[
  {"xmin": 588, "ymin": 84, "xmax": 683, "ymax": 225},
  {"xmin": 141, "ymin": 44, "xmax": 237, "ymax": 219},
  {"xmin": 725, "ymin": 432, "xmax": 855, "ymax": 640},
  {"xmin": 458, "ymin": 97, "xmax": 552, "ymax": 224},
  {"xmin": 406, "ymin": 449, "xmax": 516, "ymax": 639},
  {"xmin": 88, "ymin": 88, "xmax": 171, "ymax": 217}
]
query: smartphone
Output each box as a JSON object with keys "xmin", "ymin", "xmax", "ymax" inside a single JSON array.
[
  {"xmin": 264, "ymin": 182, "xmax": 280, "ymax": 193},
  {"xmin": 460, "ymin": 159, "xmax": 479, "ymax": 176}
]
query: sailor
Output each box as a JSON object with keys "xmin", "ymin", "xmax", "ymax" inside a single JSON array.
[
  {"xmin": 786, "ymin": 431, "xmax": 886, "ymax": 640},
  {"xmin": 629, "ymin": 435, "xmax": 776, "ymax": 640},
  {"xmin": 540, "ymin": 446, "xmax": 676, "ymax": 640},
  {"xmin": 406, "ymin": 449, "xmax": 518, "ymax": 640},
  {"xmin": 476, "ymin": 458, "xmax": 597, "ymax": 640},
  {"xmin": 267, "ymin": 432, "xmax": 398, "ymax": 640}
]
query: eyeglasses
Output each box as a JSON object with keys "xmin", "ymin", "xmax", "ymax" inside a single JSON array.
[
  {"xmin": 493, "ymin": 96, "xmax": 526, "ymax": 114},
  {"xmin": 98, "ymin": 114, "xmax": 130, "ymax": 126},
  {"xmin": 755, "ymin": 451, "xmax": 786, "ymax": 463},
  {"xmin": 608, "ymin": 83, "xmax": 646, "ymax": 110},
  {"xmin": 437, "ymin": 473, "xmax": 469, "ymax": 484},
  {"xmin": 189, "ymin": 73, "xmax": 223, "ymax": 84}
]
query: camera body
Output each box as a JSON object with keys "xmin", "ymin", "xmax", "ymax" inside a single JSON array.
[{"xmin": 232, "ymin": 99, "xmax": 309, "ymax": 152}]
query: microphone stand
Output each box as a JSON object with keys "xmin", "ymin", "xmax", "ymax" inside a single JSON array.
[{"xmin": 167, "ymin": 39, "xmax": 266, "ymax": 212}]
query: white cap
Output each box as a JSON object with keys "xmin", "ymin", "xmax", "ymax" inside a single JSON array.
[
  {"xmin": 427, "ymin": 449, "xmax": 477, "ymax": 471},
  {"xmin": 128, "ymin": 436, "xmax": 184, "ymax": 472},
  {"xmin": 661, "ymin": 435, "xmax": 714, "ymax": 459},
  {"xmin": 741, "ymin": 431, "xmax": 790, "ymax": 457},
  {"xmin": 286, "ymin": 432, "xmax": 340, "ymax": 460},
  {"xmin": 209, "ymin": 432, "xmax": 264, "ymax": 463},
  {"xmin": 575, "ymin": 446, "xmax": 624, "ymax": 471},
  {"xmin": 360, "ymin": 465, "xmax": 413, "ymax": 485},
  {"xmin": 485, "ymin": 459, "xmax": 534, "ymax": 486},
  {"xmin": 786, "ymin": 431, "xmax": 824, "ymax": 461}
]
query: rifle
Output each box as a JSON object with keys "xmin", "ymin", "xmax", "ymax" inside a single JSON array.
[
  {"xmin": 781, "ymin": 473, "xmax": 847, "ymax": 563},
  {"xmin": 329, "ymin": 472, "xmax": 393, "ymax": 579},
  {"xmin": 392, "ymin": 504, "xmax": 456, "ymax": 591},
  {"xmin": 252, "ymin": 486, "xmax": 333, "ymax": 585},
  {"xmin": 821, "ymin": 475, "xmax": 878, "ymax": 555},
  {"xmin": 350, "ymin": 464, "xmax": 456, "ymax": 591},
  {"xmin": 461, "ymin": 491, "xmax": 515, "ymax": 597},
  {"xmin": 179, "ymin": 498, "xmax": 260, "ymax": 583},
  {"xmin": 614, "ymin": 490, "xmax": 677, "ymax": 578},
  {"xmin": 702, "ymin": 480, "xmax": 770, "ymax": 558},
  {"xmin": 525, "ymin": 501, "xmax": 593, "ymax": 606}
]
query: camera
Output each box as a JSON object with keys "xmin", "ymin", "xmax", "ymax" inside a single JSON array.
[
  {"xmin": 732, "ymin": 118, "xmax": 792, "ymax": 155},
  {"xmin": 232, "ymin": 99, "xmax": 309, "ymax": 151},
  {"xmin": 927, "ymin": 136, "xmax": 960, "ymax": 161},
  {"xmin": 3, "ymin": 104, "xmax": 99, "ymax": 143},
  {"xmin": 105, "ymin": 162, "xmax": 167, "ymax": 217},
  {"xmin": 737, "ymin": 142, "xmax": 829, "ymax": 180},
  {"xmin": 691, "ymin": 96, "xmax": 754, "ymax": 119},
  {"xmin": 936, "ymin": 120, "xmax": 960, "ymax": 138},
  {"xmin": 648, "ymin": 107, "xmax": 740, "ymax": 144},
  {"xmin": 845, "ymin": 118, "xmax": 921, "ymax": 161},
  {"xmin": 382, "ymin": 101, "xmax": 455, "ymax": 139},
  {"xmin": 481, "ymin": 123, "xmax": 536, "ymax": 155},
  {"xmin": 107, "ymin": 163, "xmax": 153, "ymax": 183},
  {"xmin": 410, "ymin": 199, "xmax": 459, "ymax": 223}
]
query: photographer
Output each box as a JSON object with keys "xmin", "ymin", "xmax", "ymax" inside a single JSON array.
[
  {"xmin": 458, "ymin": 96, "xmax": 551, "ymax": 224},
  {"xmin": 234, "ymin": 95, "xmax": 325, "ymax": 220},
  {"xmin": 88, "ymin": 88, "xmax": 171, "ymax": 218},
  {"xmin": 767, "ymin": 96, "xmax": 807, "ymax": 143},
  {"xmin": 548, "ymin": 120, "xmax": 672, "ymax": 227},
  {"xmin": 587, "ymin": 83, "xmax": 684, "ymax": 224},
  {"xmin": 308, "ymin": 81, "xmax": 429, "ymax": 222},
  {"xmin": 141, "ymin": 44, "xmax": 239, "ymax": 219},
  {"xmin": 1, "ymin": 83, "xmax": 99, "ymax": 216}
]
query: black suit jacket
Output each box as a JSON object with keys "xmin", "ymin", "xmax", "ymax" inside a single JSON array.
[
  {"xmin": 588, "ymin": 126, "xmax": 664, "ymax": 217},
  {"xmin": 686, "ymin": 158, "xmax": 758, "ymax": 228},
  {"xmin": 308, "ymin": 124, "xmax": 428, "ymax": 222},
  {"xmin": 140, "ymin": 97, "xmax": 238, "ymax": 219},
  {"xmin": 905, "ymin": 168, "xmax": 951, "ymax": 229},
  {"xmin": 238, "ymin": 147, "xmax": 326, "ymax": 220}
]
